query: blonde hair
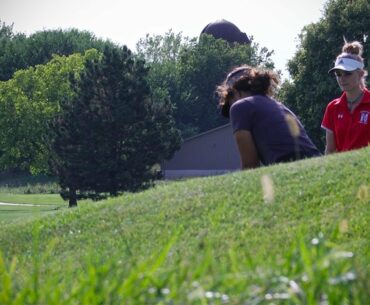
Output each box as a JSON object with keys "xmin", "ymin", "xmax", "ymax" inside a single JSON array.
[
  {"xmin": 338, "ymin": 40, "xmax": 368, "ymax": 88},
  {"xmin": 342, "ymin": 40, "xmax": 364, "ymax": 58}
]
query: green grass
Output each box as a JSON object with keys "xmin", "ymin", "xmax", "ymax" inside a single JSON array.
[
  {"xmin": 0, "ymin": 193, "xmax": 64, "ymax": 205},
  {"xmin": 0, "ymin": 172, "xmax": 60, "ymax": 194},
  {"xmin": 0, "ymin": 147, "xmax": 369, "ymax": 304},
  {"xmin": 0, "ymin": 194, "xmax": 66, "ymax": 224},
  {"xmin": 0, "ymin": 173, "xmax": 65, "ymax": 224}
]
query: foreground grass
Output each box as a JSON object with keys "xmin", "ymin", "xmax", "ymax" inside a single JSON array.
[{"xmin": 0, "ymin": 147, "xmax": 369, "ymax": 304}]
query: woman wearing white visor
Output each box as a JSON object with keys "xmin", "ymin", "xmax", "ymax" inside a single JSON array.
[{"xmin": 321, "ymin": 40, "xmax": 370, "ymax": 154}]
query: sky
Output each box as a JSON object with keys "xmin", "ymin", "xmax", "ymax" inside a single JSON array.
[{"xmin": 0, "ymin": 0, "xmax": 328, "ymax": 79}]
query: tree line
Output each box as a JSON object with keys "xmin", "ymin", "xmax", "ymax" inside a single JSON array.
[
  {"xmin": 0, "ymin": 0, "xmax": 368, "ymax": 206},
  {"xmin": 0, "ymin": 24, "xmax": 183, "ymax": 206}
]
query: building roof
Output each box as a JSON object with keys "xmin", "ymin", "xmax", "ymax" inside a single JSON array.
[{"xmin": 183, "ymin": 123, "xmax": 232, "ymax": 143}]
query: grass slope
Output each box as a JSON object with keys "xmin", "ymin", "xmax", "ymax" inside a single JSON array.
[{"xmin": 0, "ymin": 147, "xmax": 369, "ymax": 304}]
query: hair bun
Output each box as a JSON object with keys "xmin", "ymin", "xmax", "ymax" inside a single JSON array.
[{"xmin": 342, "ymin": 41, "xmax": 363, "ymax": 56}]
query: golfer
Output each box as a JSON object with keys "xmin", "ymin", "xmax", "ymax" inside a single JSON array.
[
  {"xmin": 217, "ymin": 65, "xmax": 321, "ymax": 170},
  {"xmin": 321, "ymin": 40, "xmax": 370, "ymax": 154}
]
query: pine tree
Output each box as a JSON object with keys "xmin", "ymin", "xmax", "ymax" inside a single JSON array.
[{"xmin": 48, "ymin": 46, "xmax": 181, "ymax": 207}]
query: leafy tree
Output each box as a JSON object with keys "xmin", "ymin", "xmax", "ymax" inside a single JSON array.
[
  {"xmin": 48, "ymin": 46, "xmax": 181, "ymax": 207},
  {"xmin": 177, "ymin": 34, "xmax": 275, "ymax": 136},
  {"xmin": 136, "ymin": 30, "xmax": 191, "ymax": 64},
  {"xmin": 0, "ymin": 21, "xmax": 116, "ymax": 81},
  {"xmin": 279, "ymin": 0, "xmax": 370, "ymax": 150},
  {"xmin": 136, "ymin": 31, "xmax": 197, "ymax": 137},
  {"xmin": 0, "ymin": 49, "xmax": 100, "ymax": 172},
  {"xmin": 136, "ymin": 31, "xmax": 275, "ymax": 138},
  {"xmin": 0, "ymin": 21, "xmax": 27, "ymax": 81},
  {"xmin": 0, "ymin": 21, "xmax": 14, "ymax": 38}
]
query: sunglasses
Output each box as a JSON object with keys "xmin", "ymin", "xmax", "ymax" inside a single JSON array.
[{"xmin": 334, "ymin": 71, "xmax": 353, "ymax": 78}]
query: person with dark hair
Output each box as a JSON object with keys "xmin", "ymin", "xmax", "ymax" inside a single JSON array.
[
  {"xmin": 217, "ymin": 65, "xmax": 320, "ymax": 170},
  {"xmin": 321, "ymin": 40, "xmax": 370, "ymax": 154}
]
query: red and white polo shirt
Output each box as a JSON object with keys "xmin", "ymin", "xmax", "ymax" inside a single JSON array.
[{"xmin": 321, "ymin": 88, "xmax": 370, "ymax": 152}]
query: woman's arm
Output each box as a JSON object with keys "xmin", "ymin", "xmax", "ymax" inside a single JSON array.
[
  {"xmin": 234, "ymin": 130, "xmax": 260, "ymax": 169},
  {"xmin": 325, "ymin": 129, "xmax": 337, "ymax": 154}
]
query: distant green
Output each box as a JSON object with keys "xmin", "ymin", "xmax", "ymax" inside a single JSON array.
[
  {"xmin": 0, "ymin": 194, "xmax": 64, "ymax": 223},
  {"xmin": 0, "ymin": 147, "xmax": 369, "ymax": 304}
]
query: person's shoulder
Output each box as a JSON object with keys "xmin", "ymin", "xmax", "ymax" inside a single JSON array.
[
  {"xmin": 231, "ymin": 95, "xmax": 270, "ymax": 111},
  {"xmin": 363, "ymin": 88, "xmax": 370, "ymax": 102},
  {"xmin": 326, "ymin": 96, "xmax": 342, "ymax": 108},
  {"xmin": 231, "ymin": 97, "xmax": 250, "ymax": 109},
  {"xmin": 229, "ymin": 97, "xmax": 254, "ymax": 118},
  {"xmin": 328, "ymin": 92, "xmax": 346, "ymax": 107}
]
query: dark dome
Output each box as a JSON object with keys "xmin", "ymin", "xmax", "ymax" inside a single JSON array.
[{"xmin": 200, "ymin": 19, "xmax": 250, "ymax": 44}]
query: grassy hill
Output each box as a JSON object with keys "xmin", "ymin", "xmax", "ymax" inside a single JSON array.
[{"xmin": 0, "ymin": 147, "xmax": 369, "ymax": 304}]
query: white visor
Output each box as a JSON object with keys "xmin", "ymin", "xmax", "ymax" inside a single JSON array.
[
  {"xmin": 226, "ymin": 68, "xmax": 248, "ymax": 86},
  {"xmin": 328, "ymin": 57, "xmax": 364, "ymax": 73}
]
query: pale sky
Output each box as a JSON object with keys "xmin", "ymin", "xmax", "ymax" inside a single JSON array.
[{"xmin": 0, "ymin": 0, "xmax": 327, "ymax": 79}]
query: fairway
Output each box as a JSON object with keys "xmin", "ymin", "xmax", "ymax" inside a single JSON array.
[
  {"xmin": 0, "ymin": 203, "xmax": 61, "ymax": 223},
  {"xmin": 0, "ymin": 194, "xmax": 66, "ymax": 224}
]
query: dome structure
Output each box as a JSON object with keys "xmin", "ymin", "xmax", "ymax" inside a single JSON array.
[{"xmin": 200, "ymin": 19, "xmax": 250, "ymax": 44}]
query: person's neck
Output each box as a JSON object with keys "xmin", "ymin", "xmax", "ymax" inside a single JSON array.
[
  {"xmin": 346, "ymin": 88, "xmax": 364, "ymax": 104},
  {"xmin": 240, "ymin": 91, "xmax": 252, "ymax": 98}
]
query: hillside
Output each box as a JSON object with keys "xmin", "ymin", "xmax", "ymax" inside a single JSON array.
[{"xmin": 0, "ymin": 147, "xmax": 369, "ymax": 304}]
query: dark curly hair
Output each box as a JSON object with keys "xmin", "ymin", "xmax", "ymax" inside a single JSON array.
[{"xmin": 216, "ymin": 65, "xmax": 279, "ymax": 117}]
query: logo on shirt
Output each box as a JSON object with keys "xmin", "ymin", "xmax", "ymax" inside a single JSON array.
[
  {"xmin": 359, "ymin": 111, "xmax": 369, "ymax": 124},
  {"xmin": 338, "ymin": 113, "xmax": 344, "ymax": 119}
]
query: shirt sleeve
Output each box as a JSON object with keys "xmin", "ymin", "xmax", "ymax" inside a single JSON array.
[{"xmin": 230, "ymin": 100, "xmax": 252, "ymax": 133}]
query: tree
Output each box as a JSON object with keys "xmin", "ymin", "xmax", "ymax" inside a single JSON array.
[
  {"xmin": 0, "ymin": 22, "xmax": 116, "ymax": 81},
  {"xmin": 136, "ymin": 31, "xmax": 198, "ymax": 137},
  {"xmin": 0, "ymin": 21, "xmax": 14, "ymax": 38},
  {"xmin": 0, "ymin": 20, "xmax": 27, "ymax": 81},
  {"xmin": 176, "ymin": 34, "xmax": 275, "ymax": 136},
  {"xmin": 279, "ymin": 0, "xmax": 370, "ymax": 150},
  {"xmin": 136, "ymin": 31, "xmax": 275, "ymax": 138},
  {"xmin": 48, "ymin": 46, "xmax": 181, "ymax": 207},
  {"xmin": 0, "ymin": 49, "xmax": 100, "ymax": 173}
]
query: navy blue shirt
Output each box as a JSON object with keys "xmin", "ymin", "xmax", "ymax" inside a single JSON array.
[{"xmin": 230, "ymin": 95, "xmax": 320, "ymax": 165}]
